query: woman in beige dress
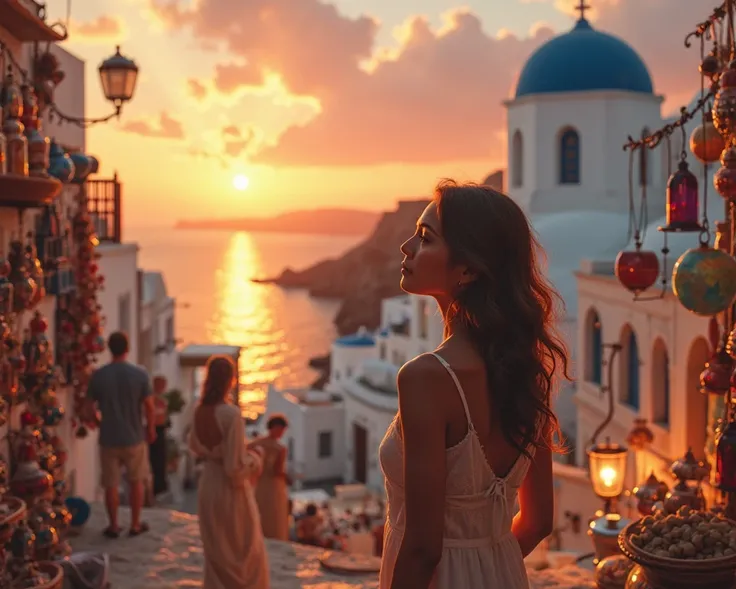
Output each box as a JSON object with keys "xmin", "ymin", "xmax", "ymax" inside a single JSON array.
[
  {"xmin": 188, "ymin": 355, "xmax": 269, "ymax": 589},
  {"xmin": 250, "ymin": 414, "xmax": 290, "ymax": 540},
  {"xmin": 379, "ymin": 181, "xmax": 569, "ymax": 589}
]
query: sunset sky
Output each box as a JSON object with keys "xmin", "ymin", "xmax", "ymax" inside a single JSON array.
[{"xmin": 46, "ymin": 0, "xmax": 706, "ymax": 225}]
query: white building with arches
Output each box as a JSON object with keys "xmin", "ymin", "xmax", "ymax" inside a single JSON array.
[{"xmin": 502, "ymin": 6, "xmax": 675, "ymax": 445}]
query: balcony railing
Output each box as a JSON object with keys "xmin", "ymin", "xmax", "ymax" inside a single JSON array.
[{"xmin": 86, "ymin": 175, "xmax": 122, "ymax": 243}]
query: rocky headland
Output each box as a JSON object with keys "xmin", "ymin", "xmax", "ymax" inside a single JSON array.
[
  {"xmin": 256, "ymin": 199, "xmax": 430, "ymax": 335},
  {"xmin": 256, "ymin": 172, "xmax": 505, "ymax": 336}
]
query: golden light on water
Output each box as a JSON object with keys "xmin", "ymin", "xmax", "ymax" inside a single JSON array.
[{"xmin": 209, "ymin": 232, "xmax": 285, "ymax": 419}]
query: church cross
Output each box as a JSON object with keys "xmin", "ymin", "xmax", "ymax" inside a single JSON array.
[{"xmin": 575, "ymin": 0, "xmax": 591, "ymax": 19}]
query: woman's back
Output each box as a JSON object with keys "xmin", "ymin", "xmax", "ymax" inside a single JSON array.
[
  {"xmin": 188, "ymin": 401, "xmax": 269, "ymax": 589},
  {"xmin": 379, "ymin": 352, "xmax": 533, "ymax": 589}
]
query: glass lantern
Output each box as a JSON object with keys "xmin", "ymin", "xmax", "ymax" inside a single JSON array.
[
  {"xmin": 588, "ymin": 440, "xmax": 629, "ymax": 506},
  {"xmin": 98, "ymin": 46, "xmax": 139, "ymax": 109},
  {"xmin": 662, "ymin": 160, "xmax": 701, "ymax": 232}
]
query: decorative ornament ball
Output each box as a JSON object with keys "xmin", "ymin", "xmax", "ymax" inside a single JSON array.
[
  {"xmin": 713, "ymin": 82, "xmax": 736, "ymax": 138},
  {"xmin": 714, "ymin": 146, "xmax": 736, "ymax": 200},
  {"xmin": 701, "ymin": 53, "xmax": 722, "ymax": 79},
  {"xmin": 691, "ymin": 116, "xmax": 726, "ymax": 164},
  {"xmin": 672, "ymin": 246, "xmax": 736, "ymax": 315},
  {"xmin": 595, "ymin": 555, "xmax": 633, "ymax": 589}
]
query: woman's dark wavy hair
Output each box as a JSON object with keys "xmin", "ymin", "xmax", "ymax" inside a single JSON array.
[
  {"xmin": 200, "ymin": 355, "xmax": 236, "ymax": 406},
  {"xmin": 435, "ymin": 180, "xmax": 570, "ymax": 455}
]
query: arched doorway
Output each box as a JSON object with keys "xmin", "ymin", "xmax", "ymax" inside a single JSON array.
[{"xmin": 685, "ymin": 337, "xmax": 710, "ymax": 458}]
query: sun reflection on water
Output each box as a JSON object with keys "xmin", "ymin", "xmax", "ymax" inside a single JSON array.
[{"xmin": 207, "ymin": 232, "xmax": 341, "ymax": 420}]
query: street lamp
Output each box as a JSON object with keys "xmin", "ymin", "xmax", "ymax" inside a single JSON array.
[
  {"xmin": 586, "ymin": 341, "xmax": 630, "ymax": 513},
  {"xmin": 98, "ymin": 46, "xmax": 139, "ymax": 113},
  {"xmin": 45, "ymin": 45, "xmax": 140, "ymax": 127},
  {"xmin": 588, "ymin": 438, "xmax": 629, "ymax": 511}
]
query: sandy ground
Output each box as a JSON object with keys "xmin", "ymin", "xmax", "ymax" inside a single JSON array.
[{"xmin": 68, "ymin": 505, "xmax": 594, "ymax": 588}]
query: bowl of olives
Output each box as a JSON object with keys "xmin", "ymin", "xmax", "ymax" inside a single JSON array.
[{"xmin": 619, "ymin": 505, "xmax": 736, "ymax": 589}]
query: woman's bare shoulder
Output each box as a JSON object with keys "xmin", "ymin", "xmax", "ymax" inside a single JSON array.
[{"xmin": 398, "ymin": 354, "xmax": 453, "ymax": 405}]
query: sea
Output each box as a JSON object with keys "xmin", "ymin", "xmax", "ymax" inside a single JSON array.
[{"xmin": 125, "ymin": 225, "xmax": 363, "ymax": 420}]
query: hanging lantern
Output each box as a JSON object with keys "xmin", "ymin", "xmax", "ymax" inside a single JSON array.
[
  {"xmin": 713, "ymin": 60, "xmax": 736, "ymax": 138},
  {"xmin": 716, "ymin": 417, "xmax": 736, "ymax": 492},
  {"xmin": 700, "ymin": 347, "xmax": 733, "ymax": 394},
  {"xmin": 614, "ymin": 249, "xmax": 659, "ymax": 293},
  {"xmin": 691, "ymin": 113, "xmax": 726, "ymax": 164},
  {"xmin": 672, "ymin": 246, "xmax": 736, "ymax": 315},
  {"xmin": 98, "ymin": 46, "xmax": 139, "ymax": 108},
  {"xmin": 660, "ymin": 160, "xmax": 700, "ymax": 232},
  {"xmin": 714, "ymin": 146, "xmax": 736, "ymax": 201}
]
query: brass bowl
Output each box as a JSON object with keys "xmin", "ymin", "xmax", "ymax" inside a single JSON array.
[{"xmin": 619, "ymin": 519, "xmax": 736, "ymax": 589}]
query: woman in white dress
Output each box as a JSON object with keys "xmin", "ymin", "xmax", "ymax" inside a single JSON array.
[
  {"xmin": 188, "ymin": 355, "xmax": 269, "ymax": 589},
  {"xmin": 379, "ymin": 181, "xmax": 569, "ymax": 589}
]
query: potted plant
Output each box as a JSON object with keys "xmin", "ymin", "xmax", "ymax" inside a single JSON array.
[{"xmin": 166, "ymin": 435, "xmax": 181, "ymax": 474}]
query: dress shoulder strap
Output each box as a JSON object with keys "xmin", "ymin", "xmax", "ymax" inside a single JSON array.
[{"xmin": 428, "ymin": 352, "xmax": 474, "ymax": 430}]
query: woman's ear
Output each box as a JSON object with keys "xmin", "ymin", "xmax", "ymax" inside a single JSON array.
[{"xmin": 458, "ymin": 267, "xmax": 478, "ymax": 287}]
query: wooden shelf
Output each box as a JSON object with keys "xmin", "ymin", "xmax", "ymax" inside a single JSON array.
[{"xmin": 0, "ymin": 174, "xmax": 62, "ymax": 208}]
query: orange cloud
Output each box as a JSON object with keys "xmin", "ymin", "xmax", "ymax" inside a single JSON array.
[
  {"xmin": 121, "ymin": 112, "xmax": 185, "ymax": 139},
  {"xmin": 69, "ymin": 15, "xmax": 125, "ymax": 40},
  {"xmin": 187, "ymin": 79, "xmax": 207, "ymax": 101},
  {"xmin": 150, "ymin": 0, "xmax": 708, "ymax": 166},
  {"xmin": 220, "ymin": 125, "xmax": 255, "ymax": 157}
]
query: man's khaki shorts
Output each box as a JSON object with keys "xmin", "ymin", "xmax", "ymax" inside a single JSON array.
[{"xmin": 100, "ymin": 442, "xmax": 148, "ymax": 488}]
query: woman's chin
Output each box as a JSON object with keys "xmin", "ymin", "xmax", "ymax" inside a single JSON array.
[{"xmin": 399, "ymin": 275, "xmax": 418, "ymax": 294}]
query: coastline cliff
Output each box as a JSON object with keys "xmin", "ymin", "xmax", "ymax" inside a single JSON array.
[{"xmin": 257, "ymin": 199, "xmax": 430, "ymax": 335}]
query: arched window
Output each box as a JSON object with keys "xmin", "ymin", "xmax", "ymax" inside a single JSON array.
[
  {"xmin": 651, "ymin": 339, "xmax": 670, "ymax": 426},
  {"xmin": 512, "ymin": 130, "xmax": 523, "ymax": 188},
  {"xmin": 619, "ymin": 325, "xmax": 640, "ymax": 410},
  {"xmin": 584, "ymin": 308, "xmax": 602, "ymax": 384},
  {"xmin": 639, "ymin": 127, "xmax": 650, "ymax": 186},
  {"xmin": 559, "ymin": 128, "xmax": 580, "ymax": 184}
]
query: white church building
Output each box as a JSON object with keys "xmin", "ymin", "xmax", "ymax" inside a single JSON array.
[{"xmin": 266, "ymin": 7, "xmax": 719, "ymax": 553}]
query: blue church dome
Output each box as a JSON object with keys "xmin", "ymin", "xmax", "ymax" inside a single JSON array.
[{"xmin": 515, "ymin": 18, "xmax": 653, "ymax": 98}]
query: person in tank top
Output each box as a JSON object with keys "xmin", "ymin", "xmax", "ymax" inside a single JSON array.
[{"xmin": 378, "ymin": 181, "xmax": 570, "ymax": 589}]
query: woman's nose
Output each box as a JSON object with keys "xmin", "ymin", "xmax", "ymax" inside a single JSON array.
[{"xmin": 400, "ymin": 236, "xmax": 413, "ymax": 257}]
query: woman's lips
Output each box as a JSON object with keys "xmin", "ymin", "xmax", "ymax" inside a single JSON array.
[{"xmin": 401, "ymin": 264, "xmax": 412, "ymax": 275}]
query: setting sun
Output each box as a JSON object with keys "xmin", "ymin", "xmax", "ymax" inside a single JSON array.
[{"xmin": 233, "ymin": 174, "xmax": 250, "ymax": 191}]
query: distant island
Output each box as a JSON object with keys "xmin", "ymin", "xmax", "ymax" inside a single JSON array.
[{"xmin": 175, "ymin": 208, "xmax": 381, "ymax": 236}]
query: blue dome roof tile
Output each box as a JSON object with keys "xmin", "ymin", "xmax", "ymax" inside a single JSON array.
[{"xmin": 515, "ymin": 19, "xmax": 653, "ymax": 98}]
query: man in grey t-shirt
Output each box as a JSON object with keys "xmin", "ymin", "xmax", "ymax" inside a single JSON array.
[{"xmin": 86, "ymin": 331, "xmax": 156, "ymax": 538}]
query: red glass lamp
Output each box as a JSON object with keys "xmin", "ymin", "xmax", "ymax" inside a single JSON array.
[
  {"xmin": 614, "ymin": 249, "xmax": 659, "ymax": 293},
  {"xmin": 660, "ymin": 160, "xmax": 701, "ymax": 232}
]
